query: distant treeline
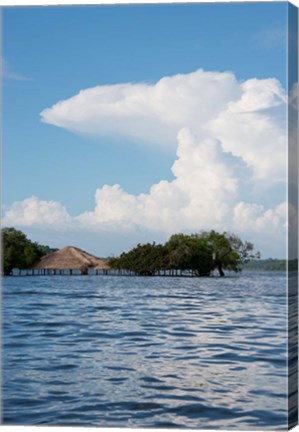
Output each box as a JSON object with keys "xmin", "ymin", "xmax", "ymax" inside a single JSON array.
[
  {"xmin": 243, "ymin": 258, "xmax": 298, "ymax": 271},
  {"xmin": 109, "ymin": 230, "xmax": 259, "ymax": 277}
]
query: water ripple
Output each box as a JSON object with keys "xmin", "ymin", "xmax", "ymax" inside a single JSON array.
[{"xmin": 2, "ymin": 271, "xmax": 288, "ymax": 429}]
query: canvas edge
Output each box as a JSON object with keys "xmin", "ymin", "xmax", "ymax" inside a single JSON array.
[{"xmin": 288, "ymin": 2, "xmax": 298, "ymax": 430}]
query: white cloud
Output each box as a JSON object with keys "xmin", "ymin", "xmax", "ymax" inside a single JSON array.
[
  {"xmin": 233, "ymin": 201, "xmax": 287, "ymax": 234},
  {"xmin": 2, "ymin": 69, "xmax": 288, "ymax": 257},
  {"xmin": 41, "ymin": 69, "xmax": 286, "ymax": 185},
  {"xmin": 76, "ymin": 129, "xmax": 238, "ymax": 233},
  {"xmin": 232, "ymin": 201, "xmax": 287, "ymax": 257},
  {"xmin": 2, "ymin": 196, "xmax": 72, "ymax": 228},
  {"xmin": 41, "ymin": 70, "xmax": 241, "ymax": 150},
  {"xmin": 209, "ymin": 78, "xmax": 286, "ymax": 181},
  {"xmin": 2, "ymin": 127, "xmax": 287, "ymax": 257}
]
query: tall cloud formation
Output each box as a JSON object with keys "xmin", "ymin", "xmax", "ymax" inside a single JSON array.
[
  {"xmin": 41, "ymin": 69, "xmax": 286, "ymax": 183},
  {"xmin": 4, "ymin": 69, "xmax": 288, "ymax": 257},
  {"xmin": 76, "ymin": 129, "xmax": 239, "ymax": 233}
]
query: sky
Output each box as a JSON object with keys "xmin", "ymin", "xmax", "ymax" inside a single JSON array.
[{"xmin": 2, "ymin": 2, "xmax": 292, "ymax": 258}]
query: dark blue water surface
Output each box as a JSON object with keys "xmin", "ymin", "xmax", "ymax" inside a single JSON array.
[{"xmin": 2, "ymin": 272, "xmax": 288, "ymax": 429}]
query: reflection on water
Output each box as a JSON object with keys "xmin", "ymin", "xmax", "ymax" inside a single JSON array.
[{"xmin": 2, "ymin": 272, "xmax": 287, "ymax": 429}]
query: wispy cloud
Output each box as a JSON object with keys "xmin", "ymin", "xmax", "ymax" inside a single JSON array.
[
  {"xmin": 253, "ymin": 26, "xmax": 286, "ymax": 49},
  {"xmin": 1, "ymin": 58, "xmax": 31, "ymax": 81}
]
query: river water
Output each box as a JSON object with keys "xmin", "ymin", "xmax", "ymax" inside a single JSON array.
[{"xmin": 2, "ymin": 272, "xmax": 288, "ymax": 429}]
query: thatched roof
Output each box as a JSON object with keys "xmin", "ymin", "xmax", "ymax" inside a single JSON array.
[{"xmin": 32, "ymin": 246, "xmax": 110, "ymax": 271}]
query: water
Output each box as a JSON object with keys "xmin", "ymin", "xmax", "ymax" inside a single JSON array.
[{"xmin": 2, "ymin": 272, "xmax": 288, "ymax": 429}]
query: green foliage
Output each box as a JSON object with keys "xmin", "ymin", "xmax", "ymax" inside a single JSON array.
[
  {"xmin": 2, "ymin": 227, "xmax": 54, "ymax": 275},
  {"xmin": 110, "ymin": 242, "xmax": 167, "ymax": 275},
  {"xmin": 164, "ymin": 233, "xmax": 212, "ymax": 276},
  {"xmin": 199, "ymin": 230, "xmax": 259, "ymax": 275},
  {"xmin": 109, "ymin": 230, "xmax": 259, "ymax": 277}
]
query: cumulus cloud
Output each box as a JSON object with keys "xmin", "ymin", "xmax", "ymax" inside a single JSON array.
[
  {"xmin": 233, "ymin": 201, "xmax": 287, "ymax": 234},
  {"xmin": 76, "ymin": 129, "xmax": 238, "ymax": 233},
  {"xmin": 232, "ymin": 201, "xmax": 287, "ymax": 257},
  {"xmin": 41, "ymin": 69, "xmax": 286, "ymax": 184},
  {"xmin": 2, "ymin": 196, "xmax": 72, "ymax": 228},
  {"xmin": 41, "ymin": 70, "xmax": 240, "ymax": 148},
  {"xmin": 2, "ymin": 127, "xmax": 287, "ymax": 257},
  {"xmin": 3, "ymin": 69, "xmax": 288, "ymax": 257},
  {"xmin": 209, "ymin": 78, "xmax": 286, "ymax": 181}
]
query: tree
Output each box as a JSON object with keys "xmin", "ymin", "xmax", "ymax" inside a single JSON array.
[
  {"xmin": 109, "ymin": 230, "xmax": 259, "ymax": 277},
  {"xmin": 2, "ymin": 227, "xmax": 51, "ymax": 275},
  {"xmin": 198, "ymin": 230, "xmax": 260, "ymax": 276},
  {"xmin": 164, "ymin": 233, "xmax": 212, "ymax": 276},
  {"xmin": 109, "ymin": 242, "xmax": 166, "ymax": 275}
]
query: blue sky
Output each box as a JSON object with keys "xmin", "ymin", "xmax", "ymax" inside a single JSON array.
[{"xmin": 2, "ymin": 3, "xmax": 291, "ymax": 258}]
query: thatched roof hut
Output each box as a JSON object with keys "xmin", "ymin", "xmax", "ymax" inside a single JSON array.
[{"xmin": 32, "ymin": 246, "xmax": 110, "ymax": 275}]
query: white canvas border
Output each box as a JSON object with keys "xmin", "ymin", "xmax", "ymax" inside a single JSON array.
[{"xmin": 1, "ymin": 1, "xmax": 298, "ymax": 432}]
